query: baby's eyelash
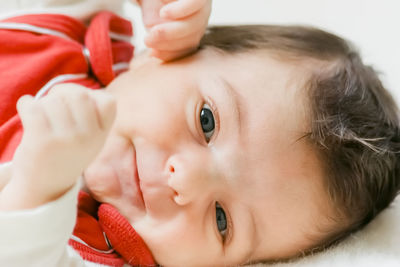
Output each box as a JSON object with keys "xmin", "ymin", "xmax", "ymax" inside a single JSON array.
[
  {"xmin": 203, "ymin": 96, "xmax": 220, "ymax": 143},
  {"xmin": 224, "ymin": 208, "xmax": 233, "ymax": 245},
  {"xmin": 215, "ymin": 202, "xmax": 233, "ymax": 246}
]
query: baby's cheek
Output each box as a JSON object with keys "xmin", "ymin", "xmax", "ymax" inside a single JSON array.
[
  {"xmin": 139, "ymin": 217, "xmax": 222, "ymax": 266},
  {"xmin": 133, "ymin": 216, "xmax": 196, "ymax": 261}
]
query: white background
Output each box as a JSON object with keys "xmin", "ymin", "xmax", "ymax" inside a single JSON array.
[{"xmin": 128, "ymin": 0, "xmax": 400, "ymax": 104}]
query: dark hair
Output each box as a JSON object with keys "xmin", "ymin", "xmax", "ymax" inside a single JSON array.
[{"xmin": 200, "ymin": 25, "xmax": 400, "ymax": 259}]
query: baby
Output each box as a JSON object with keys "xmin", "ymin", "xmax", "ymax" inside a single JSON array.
[{"xmin": 1, "ymin": 6, "xmax": 400, "ymax": 267}]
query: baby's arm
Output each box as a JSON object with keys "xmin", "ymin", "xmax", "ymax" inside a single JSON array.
[
  {"xmin": 0, "ymin": 84, "xmax": 115, "ymax": 265},
  {"xmin": 0, "ymin": 84, "xmax": 116, "ymax": 210},
  {"xmin": 138, "ymin": 0, "xmax": 212, "ymax": 61}
]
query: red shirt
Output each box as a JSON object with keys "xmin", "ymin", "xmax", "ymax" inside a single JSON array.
[{"xmin": 0, "ymin": 11, "xmax": 155, "ymax": 266}]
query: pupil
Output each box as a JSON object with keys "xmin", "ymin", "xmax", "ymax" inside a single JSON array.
[
  {"xmin": 200, "ymin": 108, "xmax": 215, "ymax": 132},
  {"xmin": 216, "ymin": 206, "xmax": 227, "ymax": 231}
]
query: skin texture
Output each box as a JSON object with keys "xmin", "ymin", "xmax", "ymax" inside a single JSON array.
[
  {"xmin": 83, "ymin": 50, "xmax": 335, "ymax": 266},
  {"xmin": 0, "ymin": 86, "xmax": 115, "ymax": 210}
]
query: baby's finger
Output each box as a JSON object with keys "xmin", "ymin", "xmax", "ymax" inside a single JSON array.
[
  {"xmin": 48, "ymin": 84, "xmax": 99, "ymax": 133},
  {"xmin": 160, "ymin": 0, "xmax": 207, "ymax": 19},
  {"xmin": 145, "ymin": 16, "xmax": 206, "ymax": 42},
  {"xmin": 16, "ymin": 95, "xmax": 50, "ymax": 134},
  {"xmin": 42, "ymin": 95, "xmax": 75, "ymax": 134},
  {"xmin": 147, "ymin": 31, "xmax": 201, "ymax": 51},
  {"xmin": 68, "ymin": 90, "xmax": 100, "ymax": 132},
  {"xmin": 150, "ymin": 48, "xmax": 195, "ymax": 61},
  {"xmin": 88, "ymin": 90, "xmax": 116, "ymax": 132}
]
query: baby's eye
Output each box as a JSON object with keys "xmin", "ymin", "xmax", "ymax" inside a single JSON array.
[
  {"xmin": 200, "ymin": 103, "xmax": 215, "ymax": 142},
  {"xmin": 215, "ymin": 202, "xmax": 228, "ymax": 241}
]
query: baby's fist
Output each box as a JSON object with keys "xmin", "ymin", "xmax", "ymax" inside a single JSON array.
[{"xmin": 8, "ymin": 84, "xmax": 116, "ymax": 209}]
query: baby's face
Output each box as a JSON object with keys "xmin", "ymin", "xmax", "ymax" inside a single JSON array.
[{"xmin": 84, "ymin": 50, "xmax": 334, "ymax": 266}]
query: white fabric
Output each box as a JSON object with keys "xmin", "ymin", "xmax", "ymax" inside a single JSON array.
[
  {"xmin": 0, "ymin": 181, "xmax": 85, "ymax": 267},
  {"xmin": 0, "ymin": 179, "xmax": 127, "ymax": 267}
]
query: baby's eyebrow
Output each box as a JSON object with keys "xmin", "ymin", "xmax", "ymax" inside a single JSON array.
[{"xmin": 218, "ymin": 76, "xmax": 243, "ymax": 136}]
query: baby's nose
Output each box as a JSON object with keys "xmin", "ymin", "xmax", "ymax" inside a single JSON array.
[{"xmin": 166, "ymin": 153, "xmax": 216, "ymax": 206}]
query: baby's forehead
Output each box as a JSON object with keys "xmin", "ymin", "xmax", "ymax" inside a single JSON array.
[{"xmin": 206, "ymin": 49, "xmax": 315, "ymax": 94}]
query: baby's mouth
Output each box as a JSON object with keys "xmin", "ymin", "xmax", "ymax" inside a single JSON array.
[{"xmin": 132, "ymin": 144, "xmax": 146, "ymax": 210}]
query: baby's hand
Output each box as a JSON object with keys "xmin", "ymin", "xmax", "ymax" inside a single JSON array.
[
  {"xmin": 0, "ymin": 84, "xmax": 116, "ymax": 210},
  {"xmin": 139, "ymin": 0, "xmax": 211, "ymax": 61}
]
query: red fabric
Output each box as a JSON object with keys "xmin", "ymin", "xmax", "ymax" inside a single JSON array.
[
  {"xmin": 0, "ymin": 11, "xmax": 133, "ymax": 162},
  {"xmin": 0, "ymin": 12, "xmax": 155, "ymax": 266},
  {"xmin": 69, "ymin": 192, "xmax": 126, "ymax": 267},
  {"xmin": 99, "ymin": 204, "xmax": 156, "ymax": 266},
  {"xmin": 85, "ymin": 10, "xmax": 134, "ymax": 86},
  {"xmin": 70, "ymin": 192, "xmax": 156, "ymax": 267},
  {"xmin": 3, "ymin": 13, "xmax": 86, "ymax": 42}
]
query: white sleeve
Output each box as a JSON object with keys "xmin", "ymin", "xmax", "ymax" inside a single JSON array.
[
  {"xmin": 0, "ymin": 0, "xmax": 127, "ymax": 20},
  {"xmin": 0, "ymin": 181, "xmax": 87, "ymax": 267}
]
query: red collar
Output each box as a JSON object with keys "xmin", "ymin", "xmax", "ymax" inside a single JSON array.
[{"xmin": 70, "ymin": 191, "xmax": 156, "ymax": 267}]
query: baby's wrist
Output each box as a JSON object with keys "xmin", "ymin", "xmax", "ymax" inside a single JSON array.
[{"xmin": 0, "ymin": 175, "xmax": 73, "ymax": 211}]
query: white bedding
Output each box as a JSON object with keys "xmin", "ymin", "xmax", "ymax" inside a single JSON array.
[{"xmin": 265, "ymin": 196, "xmax": 400, "ymax": 266}]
